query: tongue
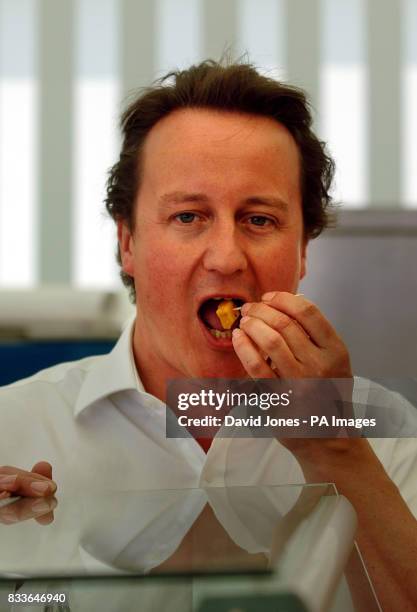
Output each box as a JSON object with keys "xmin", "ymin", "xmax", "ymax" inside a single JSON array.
[{"xmin": 200, "ymin": 300, "xmax": 226, "ymax": 331}]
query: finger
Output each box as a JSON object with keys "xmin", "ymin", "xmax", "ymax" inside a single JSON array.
[
  {"xmin": 239, "ymin": 317, "xmax": 301, "ymax": 377},
  {"xmin": 232, "ymin": 327, "xmax": 283, "ymax": 378},
  {"xmin": 0, "ymin": 497, "xmax": 33, "ymax": 524},
  {"xmin": 35, "ymin": 511, "xmax": 55, "ymax": 526},
  {"xmin": 241, "ymin": 303, "xmax": 318, "ymax": 363},
  {"xmin": 1, "ymin": 465, "xmax": 53, "ymax": 481},
  {"xmin": 0, "ymin": 506, "xmax": 20, "ymax": 524},
  {"xmin": 31, "ymin": 462, "xmax": 53, "ymax": 480},
  {"xmin": 0, "ymin": 470, "xmax": 56, "ymax": 498},
  {"xmin": 232, "ymin": 328, "xmax": 277, "ymax": 378},
  {"xmin": 0, "ymin": 497, "xmax": 56, "ymax": 525},
  {"xmin": 32, "ymin": 497, "xmax": 57, "ymax": 525},
  {"xmin": 261, "ymin": 292, "xmax": 337, "ymax": 348}
]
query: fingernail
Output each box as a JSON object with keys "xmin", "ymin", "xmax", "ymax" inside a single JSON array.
[
  {"xmin": 262, "ymin": 292, "xmax": 277, "ymax": 301},
  {"xmin": 32, "ymin": 499, "xmax": 51, "ymax": 513},
  {"xmin": 240, "ymin": 316, "xmax": 250, "ymax": 325},
  {"xmin": 240, "ymin": 303, "xmax": 252, "ymax": 315},
  {"xmin": 30, "ymin": 481, "xmax": 53, "ymax": 495},
  {"xmin": 0, "ymin": 475, "xmax": 17, "ymax": 489},
  {"xmin": 1, "ymin": 510, "xmax": 18, "ymax": 523},
  {"xmin": 232, "ymin": 328, "xmax": 242, "ymax": 339}
]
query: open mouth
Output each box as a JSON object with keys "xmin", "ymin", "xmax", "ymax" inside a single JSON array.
[{"xmin": 198, "ymin": 297, "xmax": 244, "ymax": 340}]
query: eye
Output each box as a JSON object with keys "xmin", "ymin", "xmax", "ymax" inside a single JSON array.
[
  {"xmin": 175, "ymin": 212, "xmax": 197, "ymax": 224},
  {"xmin": 247, "ymin": 215, "xmax": 275, "ymax": 227}
]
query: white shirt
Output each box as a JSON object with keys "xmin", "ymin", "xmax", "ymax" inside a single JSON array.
[
  {"xmin": 1, "ymin": 318, "xmax": 417, "ymax": 611},
  {"xmin": 1, "ymin": 318, "xmax": 417, "ymax": 518}
]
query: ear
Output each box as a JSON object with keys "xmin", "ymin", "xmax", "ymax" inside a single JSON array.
[
  {"xmin": 117, "ymin": 221, "xmax": 135, "ymax": 277},
  {"xmin": 299, "ymin": 239, "xmax": 308, "ymax": 280}
]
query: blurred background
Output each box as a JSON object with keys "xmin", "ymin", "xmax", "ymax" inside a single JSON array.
[{"xmin": 0, "ymin": 0, "xmax": 416, "ymax": 385}]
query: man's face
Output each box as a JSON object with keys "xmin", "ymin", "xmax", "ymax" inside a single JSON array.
[{"xmin": 119, "ymin": 109, "xmax": 307, "ymax": 380}]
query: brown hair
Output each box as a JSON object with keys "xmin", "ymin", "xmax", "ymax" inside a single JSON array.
[{"xmin": 105, "ymin": 60, "xmax": 335, "ymax": 301}]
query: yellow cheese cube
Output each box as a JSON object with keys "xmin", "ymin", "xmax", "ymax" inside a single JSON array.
[{"xmin": 216, "ymin": 300, "xmax": 239, "ymax": 330}]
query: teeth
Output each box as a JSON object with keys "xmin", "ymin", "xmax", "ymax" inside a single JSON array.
[
  {"xmin": 210, "ymin": 329, "xmax": 233, "ymax": 339},
  {"xmin": 211, "ymin": 296, "xmax": 240, "ymax": 301}
]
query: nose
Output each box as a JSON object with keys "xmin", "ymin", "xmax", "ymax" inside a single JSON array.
[{"xmin": 202, "ymin": 221, "xmax": 247, "ymax": 275}]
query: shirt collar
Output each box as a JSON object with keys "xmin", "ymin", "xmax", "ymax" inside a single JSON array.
[{"xmin": 74, "ymin": 316, "xmax": 144, "ymax": 417}]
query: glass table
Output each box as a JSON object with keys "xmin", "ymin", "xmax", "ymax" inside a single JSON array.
[{"xmin": 0, "ymin": 484, "xmax": 380, "ymax": 612}]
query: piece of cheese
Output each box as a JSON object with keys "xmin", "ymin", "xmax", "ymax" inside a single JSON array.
[{"xmin": 216, "ymin": 300, "xmax": 239, "ymax": 330}]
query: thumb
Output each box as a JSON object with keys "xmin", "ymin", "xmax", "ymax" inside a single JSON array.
[{"xmin": 31, "ymin": 461, "xmax": 53, "ymax": 480}]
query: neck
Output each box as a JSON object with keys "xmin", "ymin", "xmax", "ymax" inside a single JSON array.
[{"xmin": 131, "ymin": 319, "xmax": 181, "ymax": 403}]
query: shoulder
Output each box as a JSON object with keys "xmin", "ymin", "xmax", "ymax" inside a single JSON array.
[
  {"xmin": 353, "ymin": 376, "xmax": 417, "ymax": 434},
  {"xmin": 354, "ymin": 378, "xmax": 417, "ymax": 516},
  {"xmin": 0, "ymin": 354, "xmax": 103, "ymax": 411},
  {"xmin": 0, "ymin": 354, "xmax": 108, "ymax": 468}
]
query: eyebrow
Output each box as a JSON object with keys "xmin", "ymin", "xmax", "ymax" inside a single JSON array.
[
  {"xmin": 244, "ymin": 196, "xmax": 289, "ymax": 213},
  {"xmin": 159, "ymin": 192, "xmax": 210, "ymax": 206},
  {"xmin": 159, "ymin": 191, "xmax": 289, "ymax": 212}
]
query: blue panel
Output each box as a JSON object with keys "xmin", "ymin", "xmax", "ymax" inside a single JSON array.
[{"xmin": 0, "ymin": 340, "xmax": 116, "ymax": 387}]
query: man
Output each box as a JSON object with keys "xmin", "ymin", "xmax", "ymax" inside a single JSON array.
[{"xmin": 1, "ymin": 61, "xmax": 416, "ymax": 608}]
